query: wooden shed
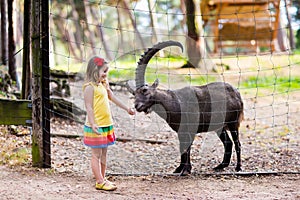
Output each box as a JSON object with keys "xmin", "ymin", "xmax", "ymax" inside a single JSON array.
[{"xmin": 201, "ymin": 0, "xmax": 281, "ymax": 53}]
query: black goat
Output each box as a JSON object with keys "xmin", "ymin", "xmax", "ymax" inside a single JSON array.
[{"xmin": 133, "ymin": 41, "xmax": 244, "ymax": 175}]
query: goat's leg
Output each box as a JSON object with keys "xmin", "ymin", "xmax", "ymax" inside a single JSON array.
[
  {"xmin": 174, "ymin": 145, "xmax": 192, "ymax": 176},
  {"xmin": 229, "ymin": 128, "xmax": 242, "ymax": 171},
  {"xmin": 214, "ymin": 128, "xmax": 233, "ymax": 171},
  {"xmin": 174, "ymin": 132, "xmax": 195, "ymax": 175}
]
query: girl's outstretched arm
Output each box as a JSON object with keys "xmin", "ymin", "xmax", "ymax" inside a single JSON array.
[{"xmin": 107, "ymin": 86, "xmax": 135, "ymax": 115}]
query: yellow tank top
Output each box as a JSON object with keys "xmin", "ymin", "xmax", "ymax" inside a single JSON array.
[{"xmin": 83, "ymin": 82, "xmax": 113, "ymax": 127}]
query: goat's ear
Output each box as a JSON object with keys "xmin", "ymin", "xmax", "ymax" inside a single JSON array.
[{"xmin": 152, "ymin": 78, "xmax": 159, "ymax": 88}]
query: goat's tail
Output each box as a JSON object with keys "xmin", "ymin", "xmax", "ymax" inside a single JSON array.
[{"xmin": 237, "ymin": 102, "xmax": 244, "ymax": 128}]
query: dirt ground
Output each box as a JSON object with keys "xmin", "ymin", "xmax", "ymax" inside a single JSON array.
[
  {"xmin": 1, "ymin": 165, "xmax": 300, "ymax": 200},
  {"xmin": 1, "ymin": 88, "xmax": 300, "ymax": 199},
  {"xmin": 1, "ymin": 55, "xmax": 300, "ymax": 199}
]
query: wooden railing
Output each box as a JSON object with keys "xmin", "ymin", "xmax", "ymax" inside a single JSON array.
[{"xmin": 0, "ymin": 99, "xmax": 32, "ymax": 126}]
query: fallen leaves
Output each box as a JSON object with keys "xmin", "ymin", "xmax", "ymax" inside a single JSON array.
[{"xmin": 0, "ymin": 126, "xmax": 31, "ymax": 166}]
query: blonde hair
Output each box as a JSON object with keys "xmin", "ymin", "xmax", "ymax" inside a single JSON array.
[{"xmin": 85, "ymin": 56, "xmax": 108, "ymax": 84}]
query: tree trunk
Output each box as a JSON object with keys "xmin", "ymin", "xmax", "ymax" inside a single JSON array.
[
  {"xmin": 7, "ymin": 0, "xmax": 18, "ymax": 83},
  {"xmin": 296, "ymin": 29, "xmax": 300, "ymax": 49},
  {"xmin": 1, "ymin": 0, "xmax": 7, "ymax": 65},
  {"xmin": 22, "ymin": 0, "xmax": 31, "ymax": 99},
  {"xmin": 180, "ymin": 0, "xmax": 186, "ymax": 30},
  {"xmin": 86, "ymin": 6, "xmax": 111, "ymax": 60},
  {"xmin": 116, "ymin": 5, "xmax": 125, "ymax": 54},
  {"xmin": 147, "ymin": 0, "xmax": 158, "ymax": 43},
  {"xmin": 83, "ymin": 1, "xmax": 97, "ymax": 56},
  {"xmin": 122, "ymin": 0, "xmax": 146, "ymax": 49},
  {"xmin": 284, "ymin": 0, "xmax": 295, "ymax": 50},
  {"xmin": 276, "ymin": 19, "xmax": 287, "ymax": 52},
  {"xmin": 100, "ymin": 25, "xmax": 113, "ymax": 60},
  {"xmin": 54, "ymin": 19, "xmax": 80, "ymax": 60},
  {"xmin": 68, "ymin": 0, "xmax": 84, "ymax": 60},
  {"xmin": 184, "ymin": 0, "xmax": 201, "ymax": 68}
]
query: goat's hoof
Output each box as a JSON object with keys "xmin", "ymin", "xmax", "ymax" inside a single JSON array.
[
  {"xmin": 213, "ymin": 163, "xmax": 229, "ymax": 171},
  {"xmin": 180, "ymin": 169, "xmax": 191, "ymax": 176},
  {"xmin": 173, "ymin": 166, "xmax": 183, "ymax": 174},
  {"xmin": 173, "ymin": 164, "xmax": 191, "ymax": 176},
  {"xmin": 213, "ymin": 167, "xmax": 224, "ymax": 172},
  {"xmin": 235, "ymin": 165, "xmax": 242, "ymax": 172}
]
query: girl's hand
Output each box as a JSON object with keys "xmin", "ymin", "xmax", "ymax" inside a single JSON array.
[
  {"xmin": 128, "ymin": 108, "xmax": 136, "ymax": 115},
  {"xmin": 92, "ymin": 124, "xmax": 100, "ymax": 134}
]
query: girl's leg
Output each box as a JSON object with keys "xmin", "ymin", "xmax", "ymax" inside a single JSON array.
[
  {"xmin": 91, "ymin": 148, "xmax": 104, "ymax": 184},
  {"xmin": 93, "ymin": 147, "xmax": 117, "ymax": 190},
  {"xmin": 100, "ymin": 148, "xmax": 117, "ymax": 186},
  {"xmin": 100, "ymin": 148, "xmax": 107, "ymax": 178}
]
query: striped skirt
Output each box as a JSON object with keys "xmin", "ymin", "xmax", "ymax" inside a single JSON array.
[{"xmin": 83, "ymin": 125, "xmax": 116, "ymax": 148}]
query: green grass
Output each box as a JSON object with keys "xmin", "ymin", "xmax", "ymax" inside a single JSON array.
[
  {"xmin": 184, "ymin": 75, "xmax": 217, "ymax": 85},
  {"xmin": 52, "ymin": 55, "xmax": 185, "ymax": 75},
  {"xmin": 109, "ymin": 58, "xmax": 217, "ymax": 86},
  {"xmin": 108, "ymin": 67, "xmax": 172, "ymax": 84},
  {"xmin": 51, "ymin": 63, "xmax": 83, "ymax": 73},
  {"xmin": 241, "ymin": 76, "xmax": 300, "ymax": 92},
  {"xmin": 290, "ymin": 53, "xmax": 300, "ymax": 65},
  {"xmin": 293, "ymin": 49, "xmax": 300, "ymax": 55},
  {"xmin": 108, "ymin": 56, "xmax": 185, "ymax": 83},
  {"xmin": 108, "ymin": 67, "xmax": 135, "ymax": 81}
]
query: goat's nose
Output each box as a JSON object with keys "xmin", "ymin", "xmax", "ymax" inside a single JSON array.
[
  {"xmin": 135, "ymin": 102, "xmax": 142, "ymax": 110},
  {"xmin": 134, "ymin": 103, "xmax": 139, "ymax": 109}
]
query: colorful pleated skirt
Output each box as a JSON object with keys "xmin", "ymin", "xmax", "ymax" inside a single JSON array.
[{"xmin": 83, "ymin": 125, "xmax": 116, "ymax": 148}]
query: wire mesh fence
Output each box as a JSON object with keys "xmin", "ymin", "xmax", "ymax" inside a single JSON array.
[{"xmin": 44, "ymin": 0, "xmax": 300, "ymax": 176}]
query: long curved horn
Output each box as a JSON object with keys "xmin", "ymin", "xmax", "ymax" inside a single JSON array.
[{"xmin": 135, "ymin": 40, "xmax": 184, "ymax": 88}]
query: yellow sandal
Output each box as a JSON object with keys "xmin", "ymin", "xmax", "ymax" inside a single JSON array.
[
  {"xmin": 95, "ymin": 181, "xmax": 117, "ymax": 191},
  {"xmin": 104, "ymin": 177, "xmax": 116, "ymax": 186}
]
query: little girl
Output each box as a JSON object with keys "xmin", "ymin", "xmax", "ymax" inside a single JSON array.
[{"xmin": 83, "ymin": 56, "xmax": 135, "ymax": 191}]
